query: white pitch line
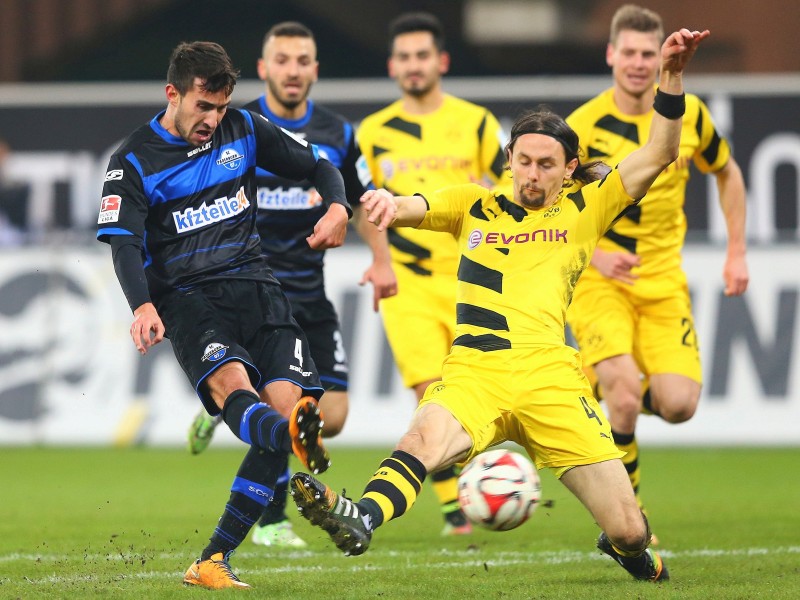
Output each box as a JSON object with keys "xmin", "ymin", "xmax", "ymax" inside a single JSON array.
[{"xmin": 2, "ymin": 546, "xmax": 799, "ymax": 586}]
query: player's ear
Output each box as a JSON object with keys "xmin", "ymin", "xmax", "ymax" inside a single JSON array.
[
  {"xmin": 565, "ymin": 158, "xmax": 579, "ymax": 180},
  {"xmin": 256, "ymin": 58, "xmax": 267, "ymax": 81},
  {"xmin": 439, "ymin": 50, "xmax": 451, "ymax": 75},
  {"xmin": 165, "ymin": 83, "xmax": 180, "ymax": 106},
  {"xmin": 605, "ymin": 42, "xmax": 615, "ymax": 68}
]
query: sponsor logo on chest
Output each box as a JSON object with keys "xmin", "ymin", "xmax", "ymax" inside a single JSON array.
[
  {"xmin": 172, "ymin": 186, "xmax": 250, "ymax": 233},
  {"xmin": 467, "ymin": 227, "xmax": 568, "ymax": 249}
]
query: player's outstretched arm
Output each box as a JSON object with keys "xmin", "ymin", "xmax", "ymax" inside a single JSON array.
[
  {"xmin": 619, "ymin": 28, "xmax": 710, "ymax": 200},
  {"xmin": 360, "ymin": 188, "xmax": 427, "ymax": 231}
]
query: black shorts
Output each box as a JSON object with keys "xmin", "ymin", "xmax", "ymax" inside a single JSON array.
[
  {"xmin": 291, "ymin": 295, "xmax": 349, "ymax": 392},
  {"xmin": 157, "ymin": 279, "xmax": 322, "ymax": 415}
]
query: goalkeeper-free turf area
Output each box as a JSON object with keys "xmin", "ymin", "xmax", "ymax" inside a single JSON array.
[{"xmin": 2, "ymin": 446, "xmax": 798, "ymax": 599}]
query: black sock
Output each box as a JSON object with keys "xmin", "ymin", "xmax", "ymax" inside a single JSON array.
[
  {"xmin": 259, "ymin": 465, "xmax": 290, "ymax": 526},
  {"xmin": 612, "ymin": 429, "xmax": 642, "ymax": 503},
  {"xmin": 642, "ymin": 387, "xmax": 661, "ymax": 416},
  {"xmin": 202, "ymin": 446, "xmax": 288, "ymax": 560},
  {"xmin": 221, "ymin": 389, "xmax": 292, "ymax": 453}
]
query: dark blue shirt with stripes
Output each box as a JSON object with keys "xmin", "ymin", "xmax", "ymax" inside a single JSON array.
[
  {"xmin": 241, "ymin": 97, "xmax": 372, "ymax": 298},
  {"xmin": 97, "ymin": 108, "xmax": 341, "ymax": 303}
]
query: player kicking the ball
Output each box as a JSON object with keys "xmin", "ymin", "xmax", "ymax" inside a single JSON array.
[{"xmin": 289, "ymin": 26, "xmax": 712, "ymax": 583}]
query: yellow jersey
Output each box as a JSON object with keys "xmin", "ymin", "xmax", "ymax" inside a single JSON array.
[
  {"xmin": 566, "ymin": 88, "xmax": 730, "ymax": 289},
  {"xmin": 358, "ymin": 94, "xmax": 507, "ymax": 276},
  {"xmin": 419, "ymin": 169, "xmax": 636, "ymax": 350}
]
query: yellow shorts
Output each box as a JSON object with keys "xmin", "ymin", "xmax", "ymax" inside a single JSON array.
[
  {"xmin": 380, "ymin": 267, "xmax": 457, "ymax": 388},
  {"xmin": 419, "ymin": 345, "xmax": 623, "ymax": 477},
  {"xmin": 567, "ymin": 272, "xmax": 702, "ymax": 383}
]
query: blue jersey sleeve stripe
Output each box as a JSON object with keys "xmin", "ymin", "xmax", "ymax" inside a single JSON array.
[
  {"xmin": 343, "ymin": 120, "xmax": 354, "ymax": 146},
  {"xmin": 125, "ymin": 151, "xmax": 145, "ymax": 180},
  {"xmin": 238, "ymin": 109, "xmax": 261, "ymax": 161},
  {"xmin": 239, "ymin": 107, "xmax": 255, "ymax": 129},
  {"xmin": 142, "ymin": 230, "xmax": 152, "ymax": 268},
  {"xmin": 97, "ymin": 227, "xmax": 134, "ymax": 241}
]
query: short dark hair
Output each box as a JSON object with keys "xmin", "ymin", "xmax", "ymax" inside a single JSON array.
[
  {"xmin": 167, "ymin": 41, "xmax": 239, "ymax": 97},
  {"xmin": 505, "ymin": 107, "xmax": 608, "ymax": 185},
  {"xmin": 609, "ymin": 4, "xmax": 664, "ymax": 44},
  {"xmin": 262, "ymin": 21, "xmax": 315, "ymax": 48},
  {"xmin": 387, "ymin": 12, "xmax": 445, "ymax": 53}
]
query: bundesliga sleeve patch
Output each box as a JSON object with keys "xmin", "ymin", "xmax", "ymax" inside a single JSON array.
[{"xmin": 98, "ymin": 195, "xmax": 122, "ymax": 224}]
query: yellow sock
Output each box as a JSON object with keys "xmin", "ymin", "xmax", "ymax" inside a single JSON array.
[
  {"xmin": 430, "ymin": 465, "xmax": 460, "ymax": 514},
  {"xmin": 361, "ymin": 450, "xmax": 426, "ymax": 524}
]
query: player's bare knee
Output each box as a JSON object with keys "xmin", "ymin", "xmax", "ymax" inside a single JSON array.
[
  {"xmin": 616, "ymin": 393, "xmax": 642, "ymax": 417},
  {"xmin": 321, "ymin": 419, "xmax": 345, "ymax": 438},
  {"xmin": 656, "ymin": 393, "xmax": 699, "ymax": 423},
  {"xmin": 659, "ymin": 401, "xmax": 697, "ymax": 423},
  {"xmin": 606, "ymin": 389, "xmax": 642, "ymax": 425},
  {"xmin": 605, "ymin": 506, "xmax": 650, "ymax": 554}
]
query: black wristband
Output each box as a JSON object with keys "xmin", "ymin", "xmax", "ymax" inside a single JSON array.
[{"xmin": 653, "ymin": 88, "xmax": 686, "ymax": 119}]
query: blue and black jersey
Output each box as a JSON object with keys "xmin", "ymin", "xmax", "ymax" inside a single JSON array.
[
  {"xmin": 241, "ymin": 97, "xmax": 372, "ymax": 297},
  {"xmin": 97, "ymin": 108, "xmax": 348, "ymax": 304}
]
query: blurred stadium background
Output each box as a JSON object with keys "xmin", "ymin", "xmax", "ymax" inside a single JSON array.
[{"xmin": 0, "ymin": 0, "xmax": 798, "ymax": 448}]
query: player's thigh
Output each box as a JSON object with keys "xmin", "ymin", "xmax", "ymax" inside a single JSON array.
[
  {"xmin": 568, "ymin": 279, "xmax": 637, "ymax": 366},
  {"xmin": 399, "ymin": 402, "xmax": 474, "ymax": 470},
  {"xmin": 636, "ymin": 289, "xmax": 702, "ymax": 383},
  {"xmin": 509, "ymin": 347, "xmax": 623, "ymax": 475},
  {"xmin": 157, "ymin": 282, "xmax": 261, "ymax": 415},
  {"xmin": 419, "ymin": 348, "xmax": 511, "ymax": 462},
  {"xmin": 245, "ymin": 282, "xmax": 322, "ymax": 399},
  {"xmin": 381, "ymin": 273, "xmax": 456, "ymax": 387}
]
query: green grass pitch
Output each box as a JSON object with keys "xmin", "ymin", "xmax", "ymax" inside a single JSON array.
[{"xmin": 2, "ymin": 446, "xmax": 798, "ymax": 598}]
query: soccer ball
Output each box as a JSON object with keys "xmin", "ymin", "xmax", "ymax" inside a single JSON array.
[{"xmin": 457, "ymin": 449, "xmax": 541, "ymax": 531}]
